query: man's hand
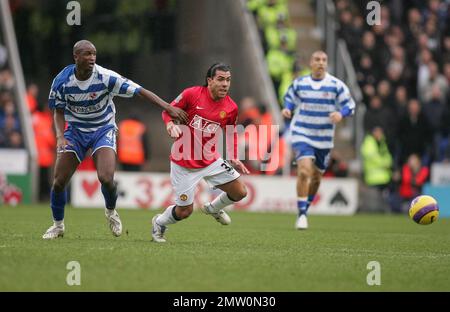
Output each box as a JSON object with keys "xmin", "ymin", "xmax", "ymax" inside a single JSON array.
[
  {"xmin": 56, "ymin": 135, "xmax": 72, "ymax": 153},
  {"xmin": 281, "ymin": 108, "xmax": 292, "ymax": 119},
  {"xmin": 166, "ymin": 105, "xmax": 188, "ymax": 124},
  {"xmin": 329, "ymin": 111, "xmax": 343, "ymax": 124},
  {"xmin": 166, "ymin": 121, "xmax": 182, "ymax": 139},
  {"xmin": 229, "ymin": 159, "xmax": 250, "ymax": 174}
]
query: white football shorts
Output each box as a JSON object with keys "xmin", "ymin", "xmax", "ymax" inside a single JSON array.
[{"xmin": 170, "ymin": 158, "xmax": 241, "ymax": 206}]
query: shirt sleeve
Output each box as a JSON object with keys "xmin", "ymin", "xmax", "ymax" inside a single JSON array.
[
  {"xmin": 105, "ymin": 69, "xmax": 141, "ymax": 98},
  {"xmin": 162, "ymin": 89, "xmax": 189, "ymax": 125},
  {"xmin": 337, "ymin": 81, "xmax": 355, "ymax": 117},
  {"xmin": 48, "ymin": 79, "xmax": 66, "ymax": 110},
  {"xmin": 283, "ymin": 81, "xmax": 300, "ymax": 111}
]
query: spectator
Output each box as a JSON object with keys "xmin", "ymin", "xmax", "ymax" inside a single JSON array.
[
  {"xmin": 393, "ymin": 85, "xmax": 409, "ymax": 120},
  {"xmin": 361, "ymin": 126, "xmax": 393, "ymax": 191},
  {"xmin": 420, "ymin": 61, "xmax": 448, "ymax": 104},
  {"xmin": 7, "ymin": 131, "xmax": 23, "ymax": 148},
  {"xmin": 238, "ymin": 96, "xmax": 261, "ymax": 127},
  {"xmin": 390, "ymin": 153, "xmax": 429, "ymax": 213},
  {"xmin": 397, "ymin": 99, "xmax": 433, "ymax": 166},
  {"xmin": 399, "ymin": 154, "xmax": 429, "ymax": 199},
  {"xmin": 32, "ymin": 101, "xmax": 56, "ymax": 201},
  {"xmin": 363, "ymin": 95, "xmax": 396, "ymax": 145},
  {"xmin": 417, "ymin": 49, "xmax": 434, "ymax": 96},
  {"xmin": 323, "ymin": 150, "xmax": 349, "ymax": 177},
  {"xmin": 117, "ymin": 115, "xmax": 150, "ymax": 171},
  {"xmin": 26, "ymin": 83, "xmax": 39, "ymax": 113}
]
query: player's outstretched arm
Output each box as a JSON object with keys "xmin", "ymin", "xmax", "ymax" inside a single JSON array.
[{"xmin": 137, "ymin": 88, "xmax": 188, "ymax": 124}]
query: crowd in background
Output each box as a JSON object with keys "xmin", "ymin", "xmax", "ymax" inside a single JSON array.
[
  {"xmin": 336, "ymin": 0, "xmax": 449, "ymax": 211},
  {"xmin": 1, "ymin": 0, "xmax": 449, "ymax": 209},
  {"xmin": 0, "ymin": 41, "xmax": 23, "ymax": 149},
  {"xmin": 247, "ymin": 0, "xmax": 311, "ymax": 106}
]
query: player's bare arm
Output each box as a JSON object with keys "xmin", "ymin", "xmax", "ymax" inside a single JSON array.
[
  {"xmin": 138, "ymin": 88, "xmax": 188, "ymax": 124},
  {"xmin": 53, "ymin": 108, "xmax": 71, "ymax": 152}
]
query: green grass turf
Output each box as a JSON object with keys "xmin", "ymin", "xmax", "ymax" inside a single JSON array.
[{"xmin": 0, "ymin": 204, "xmax": 449, "ymax": 291}]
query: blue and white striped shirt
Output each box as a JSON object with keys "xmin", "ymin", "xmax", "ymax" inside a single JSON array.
[
  {"xmin": 48, "ymin": 64, "xmax": 141, "ymax": 133},
  {"xmin": 284, "ymin": 73, "xmax": 355, "ymax": 149}
]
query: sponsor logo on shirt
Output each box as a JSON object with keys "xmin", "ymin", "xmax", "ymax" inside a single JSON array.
[{"xmin": 189, "ymin": 114, "xmax": 220, "ymax": 134}]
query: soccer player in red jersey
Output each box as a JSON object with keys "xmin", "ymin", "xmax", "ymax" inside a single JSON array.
[{"xmin": 152, "ymin": 63, "xmax": 249, "ymax": 243}]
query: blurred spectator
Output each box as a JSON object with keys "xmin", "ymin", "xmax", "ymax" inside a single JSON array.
[
  {"xmin": 390, "ymin": 153, "xmax": 429, "ymax": 213},
  {"xmin": 420, "ymin": 61, "xmax": 448, "ymax": 104},
  {"xmin": 399, "ymin": 154, "xmax": 429, "ymax": 199},
  {"xmin": 393, "ymin": 85, "xmax": 409, "ymax": 120},
  {"xmin": 442, "ymin": 36, "xmax": 450, "ymax": 64},
  {"xmin": 323, "ymin": 150, "xmax": 349, "ymax": 177},
  {"xmin": 32, "ymin": 101, "xmax": 55, "ymax": 201},
  {"xmin": 423, "ymin": 85, "xmax": 446, "ymax": 133},
  {"xmin": 238, "ymin": 97, "xmax": 261, "ymax": 127},
  {"xmin": 437, "ymin": 101, "xmax": 450, "ymax": 162},
  {"xmin": 0, "ymin": 69, "xmax": 14, "ymax": 91},
  {"xmin": 266, "ymin": 38, "xmax": 295, "ymax": 92},
  {"xmin": 363, "ymin": 96, "xmax": 396, "ymax": 145},
  {"xmin": 7, "ymin": 131, "xmax": 23, "ymax": 148},
  {"xmin": 118, "ymin": 115, "xmax": 150, "ymax": 171},
  {"xmin": 26, "ymin": 83, "xmax": 39, "ymax": 113},
  {"xmin": 264, "ymin": 16, "xmax": 297, "ymax": 52},
  {"xmin": 356, "ymin": 54, "xmax": 378, "ymax": 88},
  {"xmin": 397, "ymin": 99, "xmax": 433, "ymax": 166},
  {"xmin": 361, "ymin": 127, "xmax": 393, "ymax": 191},
  {"xmin": 256, "ymin": 0, "xmax": 288, "ymax": 29},
  {"xmin": 417, "ymin": 49, "xmax": 434, "ymax": 97}
]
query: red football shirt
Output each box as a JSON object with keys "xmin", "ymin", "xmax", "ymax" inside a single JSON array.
[{"xmin": 162, "ymin": 86, "xmax": 238, "ymax": 168}]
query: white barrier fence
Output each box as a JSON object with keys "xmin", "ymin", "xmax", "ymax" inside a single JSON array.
[{"xmin": 71, "ymin": 172, "xmax": 358, "ymax": 215}]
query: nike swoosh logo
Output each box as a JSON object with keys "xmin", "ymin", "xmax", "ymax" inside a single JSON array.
[{"xmin": 196, "ymin": 106, "xmax": 205, "ymax": 109}]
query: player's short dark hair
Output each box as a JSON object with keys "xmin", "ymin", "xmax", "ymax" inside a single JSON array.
[{"xmin": 204, "ymin": 63, "xmax": 231, "ymax": 86}]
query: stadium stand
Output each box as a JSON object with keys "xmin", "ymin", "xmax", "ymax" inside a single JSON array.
[{"xmin": 335, "ymin": 0, "xmax": 449, "ymax": 211}]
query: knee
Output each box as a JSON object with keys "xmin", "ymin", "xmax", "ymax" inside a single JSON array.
[
  {"xmin": 230, "ymin": 184, "xmax": 247, "ymax": 202},
  {"xmin": 98, "ymin": 172, "xmax": 114, "ymax": 186},
  {"xmin": 176, "ymin": 205, "xmax": 193, "ymax": 219},
  {"xmin": 299, "ymin": 167, "xmax": 311, "ymax": 180},
  {"xmin": 52, "ymin": 176, "xmax": 66, "ymax": 193}
]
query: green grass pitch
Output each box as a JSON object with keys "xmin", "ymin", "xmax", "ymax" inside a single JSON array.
[{"xmin": 0, "ymin": 205, "xmax": 449, "ymax": 291}]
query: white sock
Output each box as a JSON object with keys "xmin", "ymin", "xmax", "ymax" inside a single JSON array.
[
  {"xmin": 156, "ymin": 205, "xmax": 178, "ymax": 226},
  {"xmin": 54, "ymin": 220, "xmax": 64, "ymax": 227},
  {"xmin": 105, "ymin": 208, "xmax": 115, "ymax": 216},
  {"xmin": 208, "ymin": 192, "xmax": 236, "ymax": 213}
]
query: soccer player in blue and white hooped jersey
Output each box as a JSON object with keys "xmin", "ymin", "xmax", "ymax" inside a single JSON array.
[
  {"xmin": 282, "ymin": 51, "xmax": 355, "ymax": 230},
  {"xmin": 42, "ymin": 40, "xmax": 188, "ymax": 240}
]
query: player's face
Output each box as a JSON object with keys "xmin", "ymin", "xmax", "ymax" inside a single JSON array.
[
  {"xmin": 208, "ymin": 70, "xmax": 231, "ymax": 100},
  {"xmin": 74, "ymin": 45, "xmax": 97, "ymax": 71},
  {"xmin": 310, "ymin": 53, "xmax": 328, "ymax": 78}
]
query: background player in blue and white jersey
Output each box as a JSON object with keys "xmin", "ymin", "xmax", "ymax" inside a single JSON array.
[
  {"xmin": 42, "ymin": 40, "xmax": 188, "ymax": 239},
  {"xmin": 282, "ymin": 51, "xmax": 355, "ymax": 230}
]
